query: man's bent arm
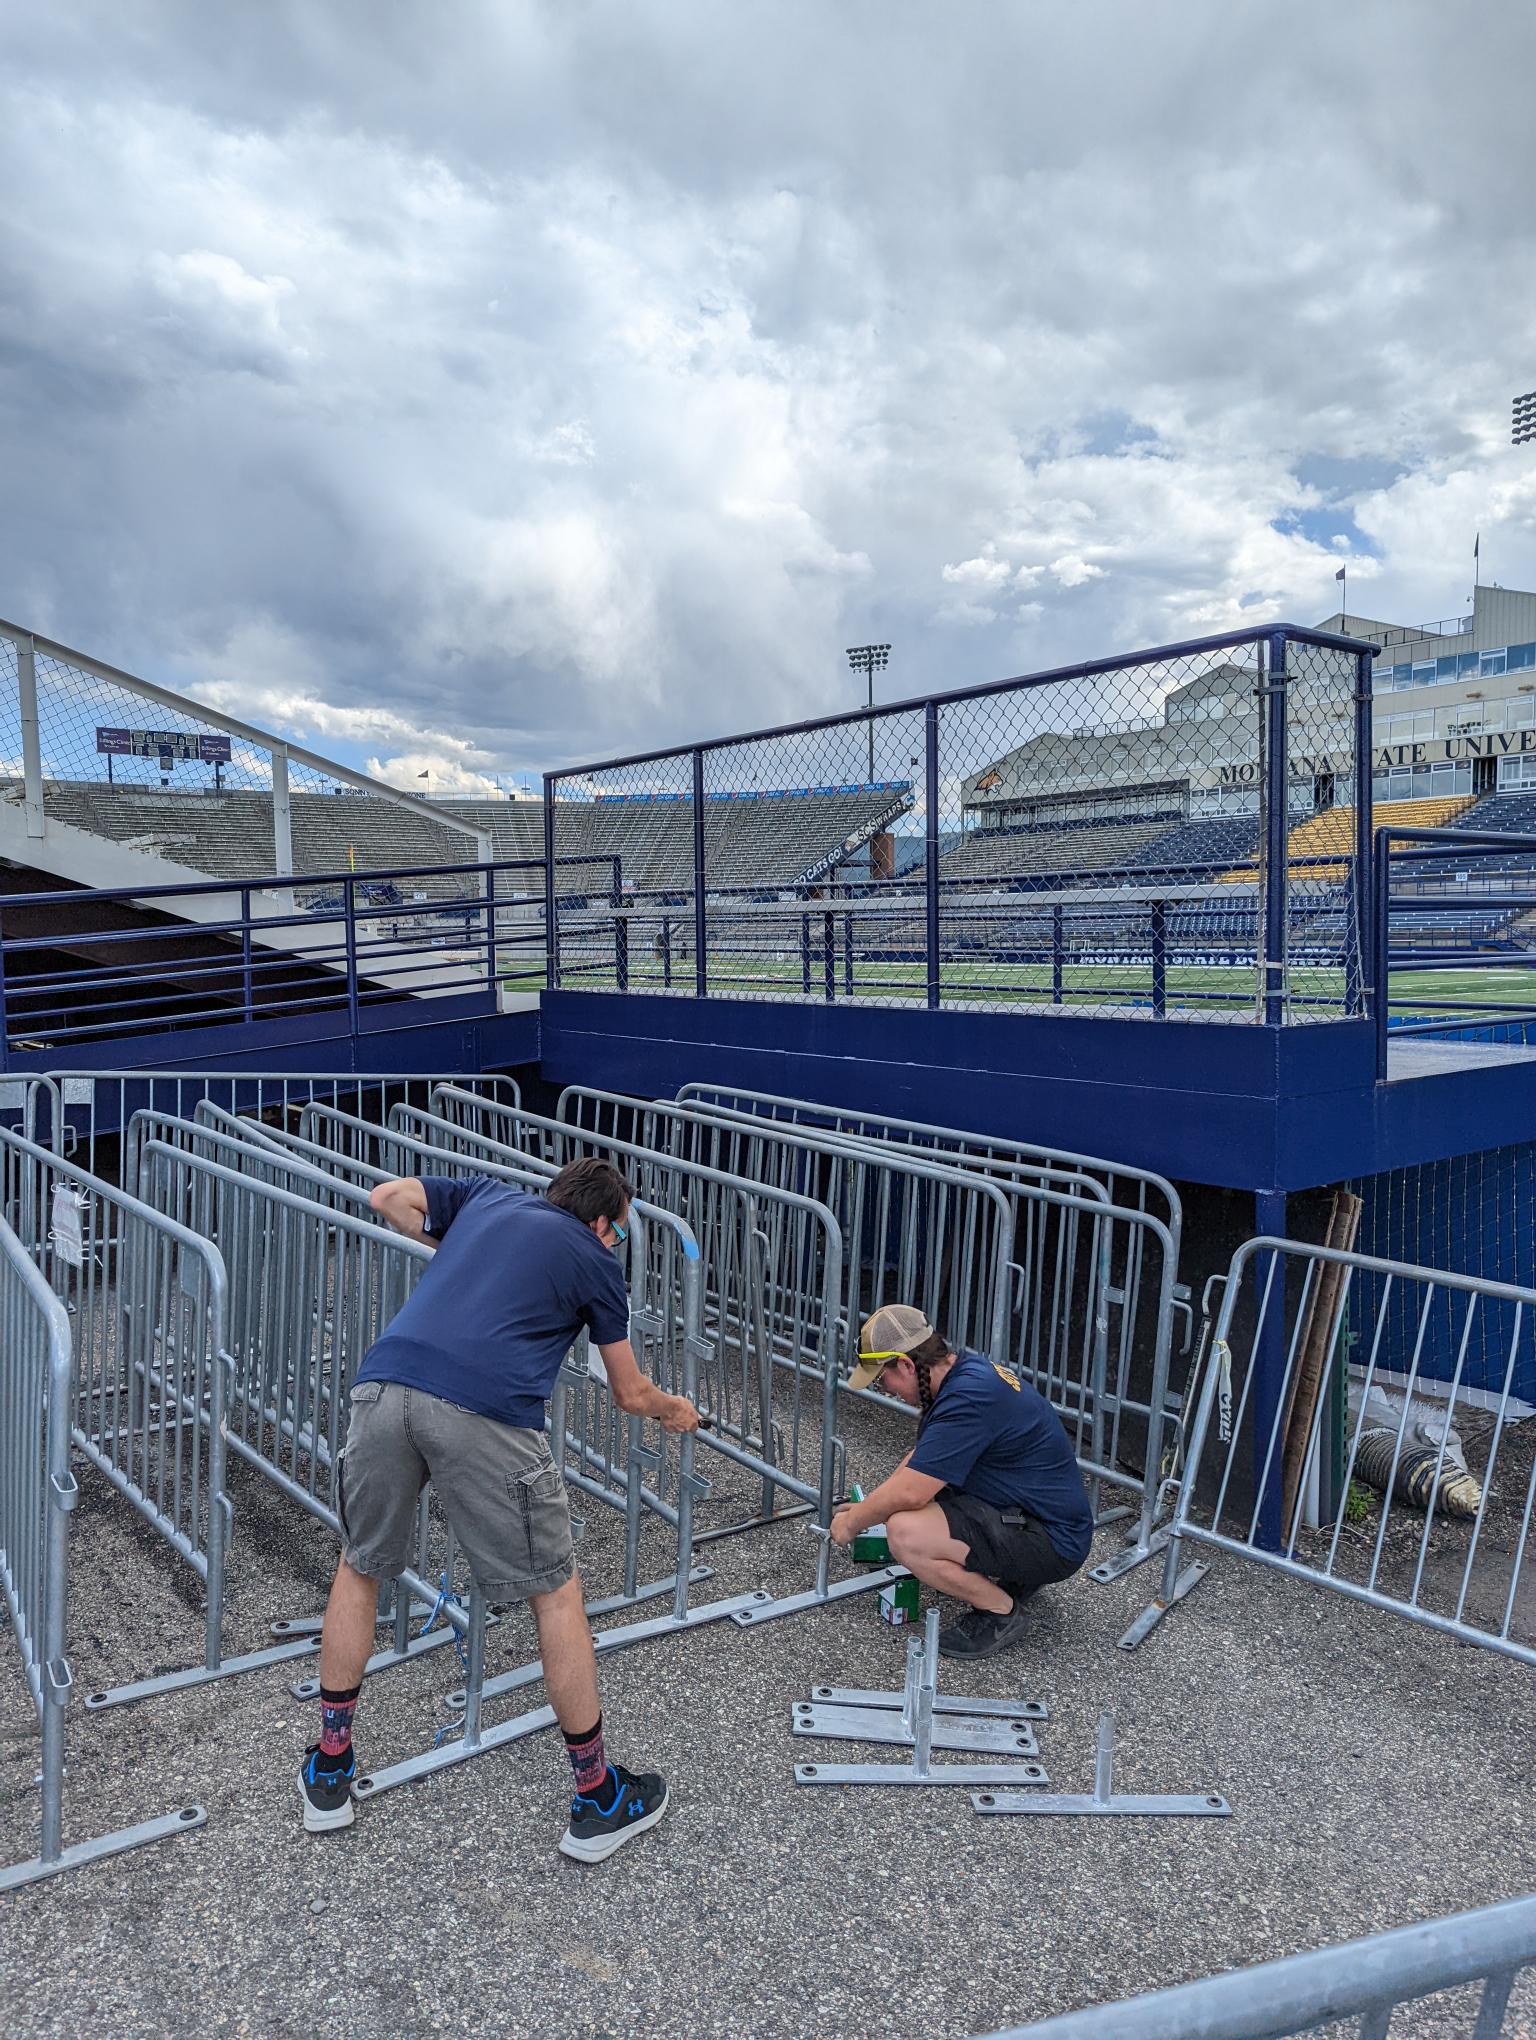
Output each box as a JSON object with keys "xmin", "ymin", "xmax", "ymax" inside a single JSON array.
[
  {"xmin": 596, "ymin": 1339, "xmax": 699, "ymax": 1432},
  {"xmin": 835, "ymin": 1465, "xmax": 943, "ymax": 1534},
  {"xmin": 369, "ymin": 1178, "xmax": 432, "ymax": 1244}
]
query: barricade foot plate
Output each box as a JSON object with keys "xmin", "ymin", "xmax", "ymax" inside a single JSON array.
[
  {"xmin": 1118, "ymin": 1560, "xmax": 1212, "ymax": 1651},
  {"xmin": 731, "ymin": 1567, "xmax": 902, "ymax": 1627},
  {"xmin": 809, "ymin": 1683, "xmax": 1046, "ymax": 1721},
  {"xmin": 355, "ymin": 1708, "xmax": 555, "ymax": 1798},
  {"xmin": 795, "ymin": 1760, "xmax": 1048, "ymax": 1788},
  {"xmin": 793, "ymin": 1703, "xmax": 1038, "ymax": 1756},
  {"xmin": 0, "ymin": 1805, "xmax": 206, "ymax": 1893},
  {"xmin": 972, "ymin": 1789, "xmax": 1230, "ymax": 1818},
  {"xmin": 1089, "ymin": 1525, "xmax": 1171, "ymax": 1585},
  {"xmin": 85, "ymin": 1641, "xmax": 319, "ymax": 1711},
  {"xmin": 448, "ymin": 1588, "xmax": 773, "ymax": 1710}
]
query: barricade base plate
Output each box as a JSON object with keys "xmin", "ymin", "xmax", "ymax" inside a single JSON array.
[
  {"xmin": 971, "ymin": 1789, "xmax": 1230, "ymax": 1817},
  {"xmin": 1090, "ymin": 1524, "xmax": 1171, "ymax": 1585},
  {"xmin": 1117, "ymin": 1560, "xmax": 1213, "ymax": 1651},
  {"xmin": 0, "ymin": 1805, "xmax": 207, "ymax": 1893},
  {"xmin": 795, "ymin": 1760, "xmax": 1049, "ymax": 1788},
  {"xmin": 809, "ymin": 1683, "xmax": 1047, "ymax": 1720},
  {"xmin": 731, "ymin": 1567, "xmax": 903, "ymax": 1626},
  {"xmin": 84, "ymin": 1639, "xmax": 319, "ymax": 1711},
  {"xmin": 793, "ymin": 1703, "xmax": 1038, "ymax": 1756},
  {"xmin": 446, "ymin": 1588, "xmax": 773, "ymax": 1710}
]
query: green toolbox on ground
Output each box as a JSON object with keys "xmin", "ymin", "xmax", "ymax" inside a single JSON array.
[
  {"xmin": 878, "ymin": 1578, "xmax": 921, "ymax": 1625},
  {"xmin": 846, "ymin": 1487, "xmax": 891, "ymax": 1564}
]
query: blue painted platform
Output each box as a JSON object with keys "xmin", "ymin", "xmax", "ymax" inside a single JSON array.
[{"xmin": 537, "ymin": 990, "xmax": 1536, "ymax": 1195}]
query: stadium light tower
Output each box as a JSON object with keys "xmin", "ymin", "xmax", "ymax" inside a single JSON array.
[
  {"xmin": 1515, "ymin": 389, "xmax": 1536, "ymax": 445},
  {"xmin": 846, "ymin": 643, "xmax": 891, "ymax": 784}
]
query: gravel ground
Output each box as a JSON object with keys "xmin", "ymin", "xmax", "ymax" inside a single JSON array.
[{"xmin": 3, "ymin": 1396, "xmax": 1535, "ymax": 2040}]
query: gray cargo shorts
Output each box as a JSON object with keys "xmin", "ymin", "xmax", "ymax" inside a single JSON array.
[{"xmin": 337, "ymin": 1381, "xmax": 575, "ymax": 1600}]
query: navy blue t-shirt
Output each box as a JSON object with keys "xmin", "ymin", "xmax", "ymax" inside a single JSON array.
[
  {"xmin": 354, "ymin": 1176, "xmax": 631, "ymax": 1428},
  {"xmin": 909, "ymin": 1351, "xmax": 1094, "ymax": 1564}
]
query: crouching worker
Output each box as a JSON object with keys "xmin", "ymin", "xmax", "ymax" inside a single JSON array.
[
  {"xmin": 298, "ymin": 1156, "xmax": 699, "ymax": 1861},
  {"xmin": 831, "ymin": 1305, "xmax": 1093, "ymax": 1660}
]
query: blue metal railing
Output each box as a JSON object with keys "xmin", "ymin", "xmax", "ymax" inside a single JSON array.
[
  {"xmin": 0, "ymin": 853, "xmax": 574, "ymax": 1063},
  {"xmin": 545, "ymin": 621, "xmax": 1379, "ymax": 1025},
  {"xmin": 1374, "ymin": 823, "xmax": 1536, "ymax": 1076}
]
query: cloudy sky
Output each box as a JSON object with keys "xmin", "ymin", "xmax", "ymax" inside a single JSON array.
[{"xmin": 2, "ymin": 0, "xmax": 1534, "ymax": 794}]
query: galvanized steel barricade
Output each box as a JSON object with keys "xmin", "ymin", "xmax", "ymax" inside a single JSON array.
[
  {"xmin": 20, "ymin": 1067, "xmax": 521, "ymax": 1180},
  {"xmin": 1126, "ymin": 1236, "xmax": 1536, "ymax": 1667},
  {"xmin": 0, "ymin": 1208, "xmax": 207, "ymax": 1892},
  {"xmin": 973, "ymin": 1891, "xmax": 1536, "ymax": 2040},
  {"xmin": 0, "ymin": 1126, "xmax": 236, "ymax": 1693},
  {"xmin": 377, "ymin": 1090, "xmax": 906, "ymax": 1628},
  {"xmin": 224, "ymin": 1100, "xmax": 707, "ymax": 1564},
  {"xmin": 556, "ymin": 1084, "xmax": 1017, "ymax": 1368},
  {"xmin": 126, "ymin": 1116, "xmax": 719, "ymax": 1729},
  {"xmin": 666, "ymin": 1085, "xmax": 1188, "ymax": 1580},
  {"xmin": 553, "ymin": 1084, "xmax": 1183, "ymax": 1578}
]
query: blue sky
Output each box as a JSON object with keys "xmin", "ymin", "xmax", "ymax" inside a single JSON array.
[{"xmin": 2, "ymin": 0, "xmax": 1534, "ymax": 792}]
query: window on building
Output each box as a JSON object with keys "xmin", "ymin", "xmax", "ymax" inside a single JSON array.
[
  {"xmin": 1481, "ymin": 651, "xmax": 1508, "ymax": 678},
  {"xmin": 1508, "ymin": 642, "xmax": 1535, "ymax": 673}
]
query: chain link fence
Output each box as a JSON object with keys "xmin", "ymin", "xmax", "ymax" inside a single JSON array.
[{"xmin": 547, "ymin": 624, "xmax": 1372, "ymax": 1023}]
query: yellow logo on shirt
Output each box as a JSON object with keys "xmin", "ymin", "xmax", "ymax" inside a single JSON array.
[{"xmin": 991, "ymin": 1363, "xmax": 1021, "ymax": 1392}]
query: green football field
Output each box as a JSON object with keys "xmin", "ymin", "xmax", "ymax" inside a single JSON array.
[{"xmin": 507, "ymin": 953, "xmax": 1536, "ymax": 1020}]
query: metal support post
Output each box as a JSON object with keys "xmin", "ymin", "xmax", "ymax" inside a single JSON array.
[
  {"xmin": 18, "ymin": 633, "xmax": 44, "ymax": 838},
  {"xmin": 1354, "ymin": 646, "xmax": 1375, "ymax": 1025},
  {"xmin": 270, "ymin": 744, "xmax": 295, "ymax": 916},
  {"xmin": 971, "ymin": 1709, "xmax": 1231, "ymax": 1819},
  {"xmin": 542, "ymin": 771, "xmax": 559, "ymax": 992},
  {"xmin": 823, "ymin": 909, "xmax": 835, "ymax": 1001},
  {"xmin": 692, "ymin": 747, "xmax": 708, "ymax": 997},
  {"xmin": 1150, "ymin": 899, "xmax": 1167, "ymax": 1017},
  {"xmin": 1052, "ymin": 904, "xmax": 1064, "ymax": 1005},
  {"xmin": 924, "ymin": 701, "xmax": 941, "ymax": 1010},
  {"xmin": 1374, "ymin": 822, "xmax": 1393, "ymax": 1081},
  {"xmin": 1261, "ymin": 631, "xmax": 1289, "ymax": 1026}
]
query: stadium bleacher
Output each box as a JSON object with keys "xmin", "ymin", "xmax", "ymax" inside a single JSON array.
[
  {"xmin": 1124, "ymin": 813, "xmax": 1261, "ymax": 875},
  {"xmin": 0, "ymin": 778, "xmax": 912, "ymax": 904}
]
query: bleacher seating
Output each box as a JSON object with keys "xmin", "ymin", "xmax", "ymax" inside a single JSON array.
[
  {"xmin": 0, "ymin": 779, "xmax": 913, "ymax": 903},
  {"xmin": 935, "ymin": 816, "xmax": 1177, "ymax": 889},
  {"xmin": 1124, "ymin": 815, "xmax": 1261, "ymax": 875},
  {"xmin": 1217, "ymin": 795, "xmax": 1478, "ymax": 883}
]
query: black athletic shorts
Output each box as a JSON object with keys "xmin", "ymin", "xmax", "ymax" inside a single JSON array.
[{"xmin": 937, "ymin": 1488, "xmax": 1084, "ymax": 1595}]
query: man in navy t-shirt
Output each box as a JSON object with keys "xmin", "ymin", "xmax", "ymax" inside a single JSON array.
[
  {"xmin": 299, "ymin": 1155, "xmax": 699, "ymax": 1863},
  {"xmin": 830, "ymin": 1302, "xmax": 1093, "ymax": 1659}
]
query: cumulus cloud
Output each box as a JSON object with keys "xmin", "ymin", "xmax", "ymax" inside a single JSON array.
[{"xmin": 1, "ymin": 0, "xmax": 1533, "ymax": 792}]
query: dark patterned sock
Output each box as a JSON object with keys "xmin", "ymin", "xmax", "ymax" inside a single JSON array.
[
  {"xmin": 318, "ymin": 1682, "xmax": 361, "ymax": 1761},
  {"xmin": 563, "ymin": 1716, "xmax": 607, "ymax": 1797}
]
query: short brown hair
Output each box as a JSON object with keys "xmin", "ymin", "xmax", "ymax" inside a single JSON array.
[{"xmin": 544, "ymin": 1156, "xmax": 633, "ymax": 1226}]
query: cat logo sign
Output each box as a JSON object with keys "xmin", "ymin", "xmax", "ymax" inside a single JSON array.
[{"xmin": 975, "ymin": 769, "xmax": 1003, "ymax": 792}]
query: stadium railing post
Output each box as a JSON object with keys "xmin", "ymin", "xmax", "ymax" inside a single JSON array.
[
  {"xmin": 1262, "ymin": 629, "xmax": 1290, "ymax": 1026},
  {"xmin": 924, "ymin": 700, "xmax": 940, "ymax": 1010},
  {"xmin": 692, "ymin": 745, "xmax": 707, "ymax": 997},
  {"xmin": 1374, "ymin": 827, "xmax": 1393, "ymax": 1079},
  {"xmin": 1353, "ymin": 644, "xmax": 1375, "ymax": 1022},
  {"xmin": 542, "ymin": 770, "xmax": 559, "ymax": 992}
]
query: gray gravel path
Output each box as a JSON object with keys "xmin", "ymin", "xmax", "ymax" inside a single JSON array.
[{"xmin": 3, "ymin": 1418, "xmax": 1534, "ymax": 2040}]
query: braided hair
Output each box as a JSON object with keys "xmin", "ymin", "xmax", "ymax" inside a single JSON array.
[{"xmin": 907, "ymin": 1331, "xmax": 952, "ymax": 1426}]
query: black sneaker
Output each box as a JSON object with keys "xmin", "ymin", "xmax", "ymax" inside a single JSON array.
[
  {"xmin": 558, "ymin": 1762, "xmax": 668, "ymax": 1863},
  {"xmin": 298, "ymin": 1743, "xmax": 357, "ymax": 1832},
  {"xmin": 937, "ymin": 1597, "xmax": 1031, "ymax": 1660}
]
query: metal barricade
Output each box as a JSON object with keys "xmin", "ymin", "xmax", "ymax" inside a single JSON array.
[
  {"xmin": 19, "ymin": 1067, "xmax": 521, "ymax": 1178},
  {"xmin": 662, "ymin": 1089, "xmax": 1186, "ymax": 1581},
  {"xmin": 0, "ymin": 1207, "xmax": 207, "ymax": 1892},
  {"xmin": 1126, "ymin": 1237, "xmax": 1536, "ymax": 1667},
  {"xmin": 380, "ymin": 1093, "xmax": 906, "ymax": 1627},
  {"xmin": 974, "ymin": 1891, "xmax": 1536, "ymax": 2040},
  {"xmin": 0, "ymin": 1126, "xmax": 234, "ymax": 1685},
  {"xmin": 557, "ymin": 1084, "xmax": 1017, "ymax": 1367},
  {"xmin": 550, "ymin": 1085, "xmax": 1185, "ymax": 1576}
]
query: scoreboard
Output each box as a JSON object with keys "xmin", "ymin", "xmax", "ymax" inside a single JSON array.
[{"xmin": 96, "ymin": 727, "xmax": 233, "ymax": 763}]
